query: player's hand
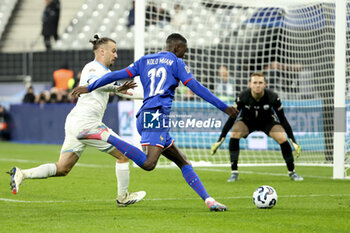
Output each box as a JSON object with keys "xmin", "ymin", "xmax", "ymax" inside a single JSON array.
[
  {"xmin": 225, "ymin": 106, "xmax": 239, "ymax": 118},
  {"xmin": 117, "ymin": 81, "xmax": 138, "ymax": 95},
  {"xmin": 71, "ymin": 86, "xmax": 89, "ymax": 98},
  {"xmin": 289, "ymin": 139, "xmax": 301, "ymax": 158},
  {"xmin": 210, "ymin": 137, "xmax": 225, "ymax": 155}
]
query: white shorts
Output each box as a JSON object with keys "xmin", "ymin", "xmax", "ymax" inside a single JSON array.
[{"xmin": 61, "ymin": 117, "xmax": 121, "ymax": 157}]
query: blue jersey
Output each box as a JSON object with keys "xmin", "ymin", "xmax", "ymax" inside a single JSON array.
[
  {"xmin": 88, "ymin": 52, "xmax": 228, "ymax": 115},
  {"xmin": 126, "ymin": 52, "xmax": 193, "ymax": 115},
  {"xmin": 87, "ymin": 51, "xmax": 229, "ymax": 148}
]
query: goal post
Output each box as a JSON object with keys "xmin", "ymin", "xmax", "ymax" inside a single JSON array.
[
  {"xmin": 135, "ymin": 0, "xmax": 349, "ymax": 179},
  {"xmin": 333, "ymin": 0, "xmax": 346, "ymax": 179}
]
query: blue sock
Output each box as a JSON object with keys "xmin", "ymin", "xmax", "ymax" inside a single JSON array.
[
  {"xmin": 107, "ymin": 135, "xmax": 146, "ymax": 167},
  {"xmin": 181, "ymin": 165, "xmax": 210, "ymax": 201}
]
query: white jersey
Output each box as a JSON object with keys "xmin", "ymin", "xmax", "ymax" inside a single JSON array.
[
  {"xmin": 67, "ymin": 60, "xmax": 118, "ymax": 128},
  {"xmin": 61, "ymin": 60, "xmax": 121, "ymax": 156}
]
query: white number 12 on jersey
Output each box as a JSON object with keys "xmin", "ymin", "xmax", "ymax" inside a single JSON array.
[{"xmin": 148, "ymin": 67, "xmax": 167, "ymax": 96}]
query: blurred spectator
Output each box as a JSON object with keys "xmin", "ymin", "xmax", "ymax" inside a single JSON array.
[
  {"xmin": 184, "ymin": 89, "xmax": 195, "ymax": 101},
  {"xmin": 52, "ymin": 63, "xmax": 74, "ymax": 91},
  {"xmin": 0, "ymin": 105, "xmax": 11, "ymax": 140},
  {"xmin": 171, "ymin": 4, "xmax": 186, "ymax": 30},
  {"xmin": 127, "ymin": 1, "xmax": 135, "ymax": 29},
  {"xmin": 36, "ymin": 90, "xmax": 51, "ymax": 104},
  {"xmin": 215, "ymin": 65, "xmax": 235, "ymax": 102},
  {"xmin": 146, "ymin": 2, "xmax": 157, "ymax": 26},
  {"xmin": 42, "ymin": 0, "xmax": 60, "ymax": 50},
  {"xmin": 264, "ymin": 61, "xmax": 282, "ymax": 93},
  {"xmin": 22, "ymin": 86, "xmax": 35, "ymax": 103},
  {"xmin": 49, "ymin": 92, "xmax": 58, "ymax": 103},
  {"xmin": 290, "ymin": 62, "xmax": 318, "ymax": 99},
  {"xmin": 157, "ymin": 7, "xmax": 171, "ymax": 27}
]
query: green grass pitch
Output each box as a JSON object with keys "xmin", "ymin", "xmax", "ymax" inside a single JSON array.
[{"xmin": 0, "ymin": 141, "xmax": 349, "ymax": 233}]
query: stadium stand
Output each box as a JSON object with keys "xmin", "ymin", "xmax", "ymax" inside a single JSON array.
[
  {"xmin": 54, "ymin": 0, "xmax": 233, "ymax": 50},
  {"xmin": 0, "ymin": 0, "xmax": 18, "ymax": 41},
  {"xmin": 0, "ymin": 0, "xmax": 245, "ymax": 51},
  {"xmin": 0, "ymin": 0, "xmax": 83, "ymax": 52},
  {"xmin": 55, "ymin": 0, "xmax": 132, "ymax": 50}
]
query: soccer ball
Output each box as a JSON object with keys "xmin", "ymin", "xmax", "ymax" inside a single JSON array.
[{"xmin": 252, "ymin": 185, "xmax": 278, "ymax": 209}]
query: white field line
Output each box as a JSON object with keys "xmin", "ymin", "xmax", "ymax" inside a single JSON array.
[
  {"xmin": 1, "ymin": 193, "xmax": 350, "ymax": 204},
  {"xmin": 0, "ymin": 158, "xmax": 339, "ymax": 179},
  {"xmin": 0, "ymin": 158, "xmax": 113, "ymax": 168}
]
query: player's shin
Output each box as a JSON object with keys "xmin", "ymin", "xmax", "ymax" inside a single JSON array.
[
  {"xmin": 22, "ymin": 163, "xmax": 57, "ymax": 179},
  {"xmin": 229, "ymin": 138, "xmax": 240, "ymax": 171},
  {"xmin": 181, "ymin": 164, "xmax": 210, "ymax": 201},
  {"xmin": 107, "ymin": 135, "xmax": 146, "ymax": 167},
  {"xmin": 280, "ymin": 141, "xmax": 294, "ymax": 172}
]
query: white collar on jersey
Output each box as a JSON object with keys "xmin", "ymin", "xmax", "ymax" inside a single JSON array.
[{"xmin": 93, "ymin": 60, "xmax": 109, "ymax": 71}]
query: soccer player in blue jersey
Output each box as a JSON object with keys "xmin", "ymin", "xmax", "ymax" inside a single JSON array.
[{"xmin": 72, "ymin": 33, "xmax": 238, "ymax": 212}]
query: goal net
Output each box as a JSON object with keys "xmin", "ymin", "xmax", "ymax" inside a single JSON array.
[{"xmin": 138, "ymin": 0, "xmax": 349, "ymax": 176}]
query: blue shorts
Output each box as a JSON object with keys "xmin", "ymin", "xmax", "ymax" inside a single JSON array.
[{"xmin": 136, "ymin": 108, "xmax": 175, "ymax": 149}]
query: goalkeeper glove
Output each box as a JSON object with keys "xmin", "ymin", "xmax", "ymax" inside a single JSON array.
[
  {"xmin": 210, "ymin": 137, "xmax": 225, "ymax": 155},
  {"xmin": 289, "ymin": 139, "xmax": 301, "ymax": 158}
]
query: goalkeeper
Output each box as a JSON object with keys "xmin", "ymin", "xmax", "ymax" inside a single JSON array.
[{"xmin": 211, "ymin": 72, "xmax": 303, "ymax": 182}]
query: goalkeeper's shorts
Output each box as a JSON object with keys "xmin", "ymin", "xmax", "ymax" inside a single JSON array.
[{"xmin": 239, "ymin": 116, "xmax": 279, "ymax": 137}]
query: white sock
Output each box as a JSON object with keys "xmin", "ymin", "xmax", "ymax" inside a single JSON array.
[
  {"xmin": 205, "ymin": 197, "xmax": 215, "ymax": 204},
  {"xmin": 115, "ymin": 162, "xmax": 129, "ymax": 197},
  {"xmin": 22, "ymin": 163, "xmax": 57, "ymax": 179}
]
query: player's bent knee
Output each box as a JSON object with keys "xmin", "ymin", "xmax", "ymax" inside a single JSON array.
[
  {"xmin": 117, "ymin": 156, "xmax": 129, "ymax": 163},
  {"xmin": 55, "ymin": 169, "xmax": 71, "ymax": 176},
  {"xmin": 274, "ymin": 135, "xmax": 287, "ymax": 144},
  {"xmin": 231, "ymin": 131, "xmax": 245, "ymax": 139},
  {"xmin": 55, "ymin": 164, "xmax": 72, "ymax": 176},
  {"xmin": 141, "ymin": 160, "xmax": 157, "ymax": 171}
]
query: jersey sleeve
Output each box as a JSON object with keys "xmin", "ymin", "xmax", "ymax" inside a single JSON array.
[
  {"xmin": 273, "ymin": 95, "xmax": 296, "ymax": 142},
  {"xmin": 79, "ymin": 66, "xmax": 99, "ymax": 86},
  {"xmin": 125, "ymin": 59, "xmax": 141, "ymax": 77},
  {"xmin": 219, "ymin": 116, "xmax": 236, "ymax": 140},
  {"xmin": 175, "ymin": 59, "xmax": 194, "ymax": 85},
  {"xmin": 87, "ymin": 68, "xmax": 133, "ymax": 92},
  {"xmin": 235, "ymin": 95, "xmax": 244, "ymax": 111}
]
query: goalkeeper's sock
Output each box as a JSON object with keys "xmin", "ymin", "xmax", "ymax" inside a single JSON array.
[
  {"xmin": 22, "ymin": 163, "xmax": 57, "ymax": 179},
  {"xmin": 107, "ymin": 135, "xmax": 146, "ymax": 167},
  {"xmin": 229, "ymin": 138, "xmax": 240, "ymax": 171},
  {"xmin": 181, "ymin": 164, "xmax": 210, "ymax": 201},
  {"xmin": 280, "ymin": 141, "xmax": 294, "ymax": 172}
]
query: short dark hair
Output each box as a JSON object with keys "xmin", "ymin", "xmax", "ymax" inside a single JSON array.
[
  {"xmin": 166, "ymin": 33, "xmax": 187, "ymax": 45},
  {"xmin": 249, "ymin": 72, "xmax": 266, "ymax": 82},
  {"xmin": 89, "ymin": 34, "xmax": 116, "ymax": 51}
]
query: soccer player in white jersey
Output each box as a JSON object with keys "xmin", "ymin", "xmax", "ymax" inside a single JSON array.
[{"xmin": 7, "ymin": 35, "xmax": 146, "ymax": 207}]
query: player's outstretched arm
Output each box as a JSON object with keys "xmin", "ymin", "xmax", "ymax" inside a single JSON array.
[
  {"xmin": 88, "ymin": 69, "xmax": 133, "ymax": 92},
  {"xmin": 225, "ymin": 106, "xmax": 239, "ymax": 118},
  {"xmin": 71, "ymin": 86, "xmax": 88, "ymax": 97},
  {"xmin": 71, "ymin": 75, "xmax": 137, "ymax": 98},
  {"xmin": 276, "ymin": 109, "xmax": 301, "ymax": 158},
  {"xmin": 185, "ymin": 78, "xmax": 238, "ymax": 117},
  {"xmin": 116, "ymin": 81, "xmax": 144, "ymax": 100},
  {"xmin": 116, "ymin": 80, "xmax": 138, "ymax": 93}
]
